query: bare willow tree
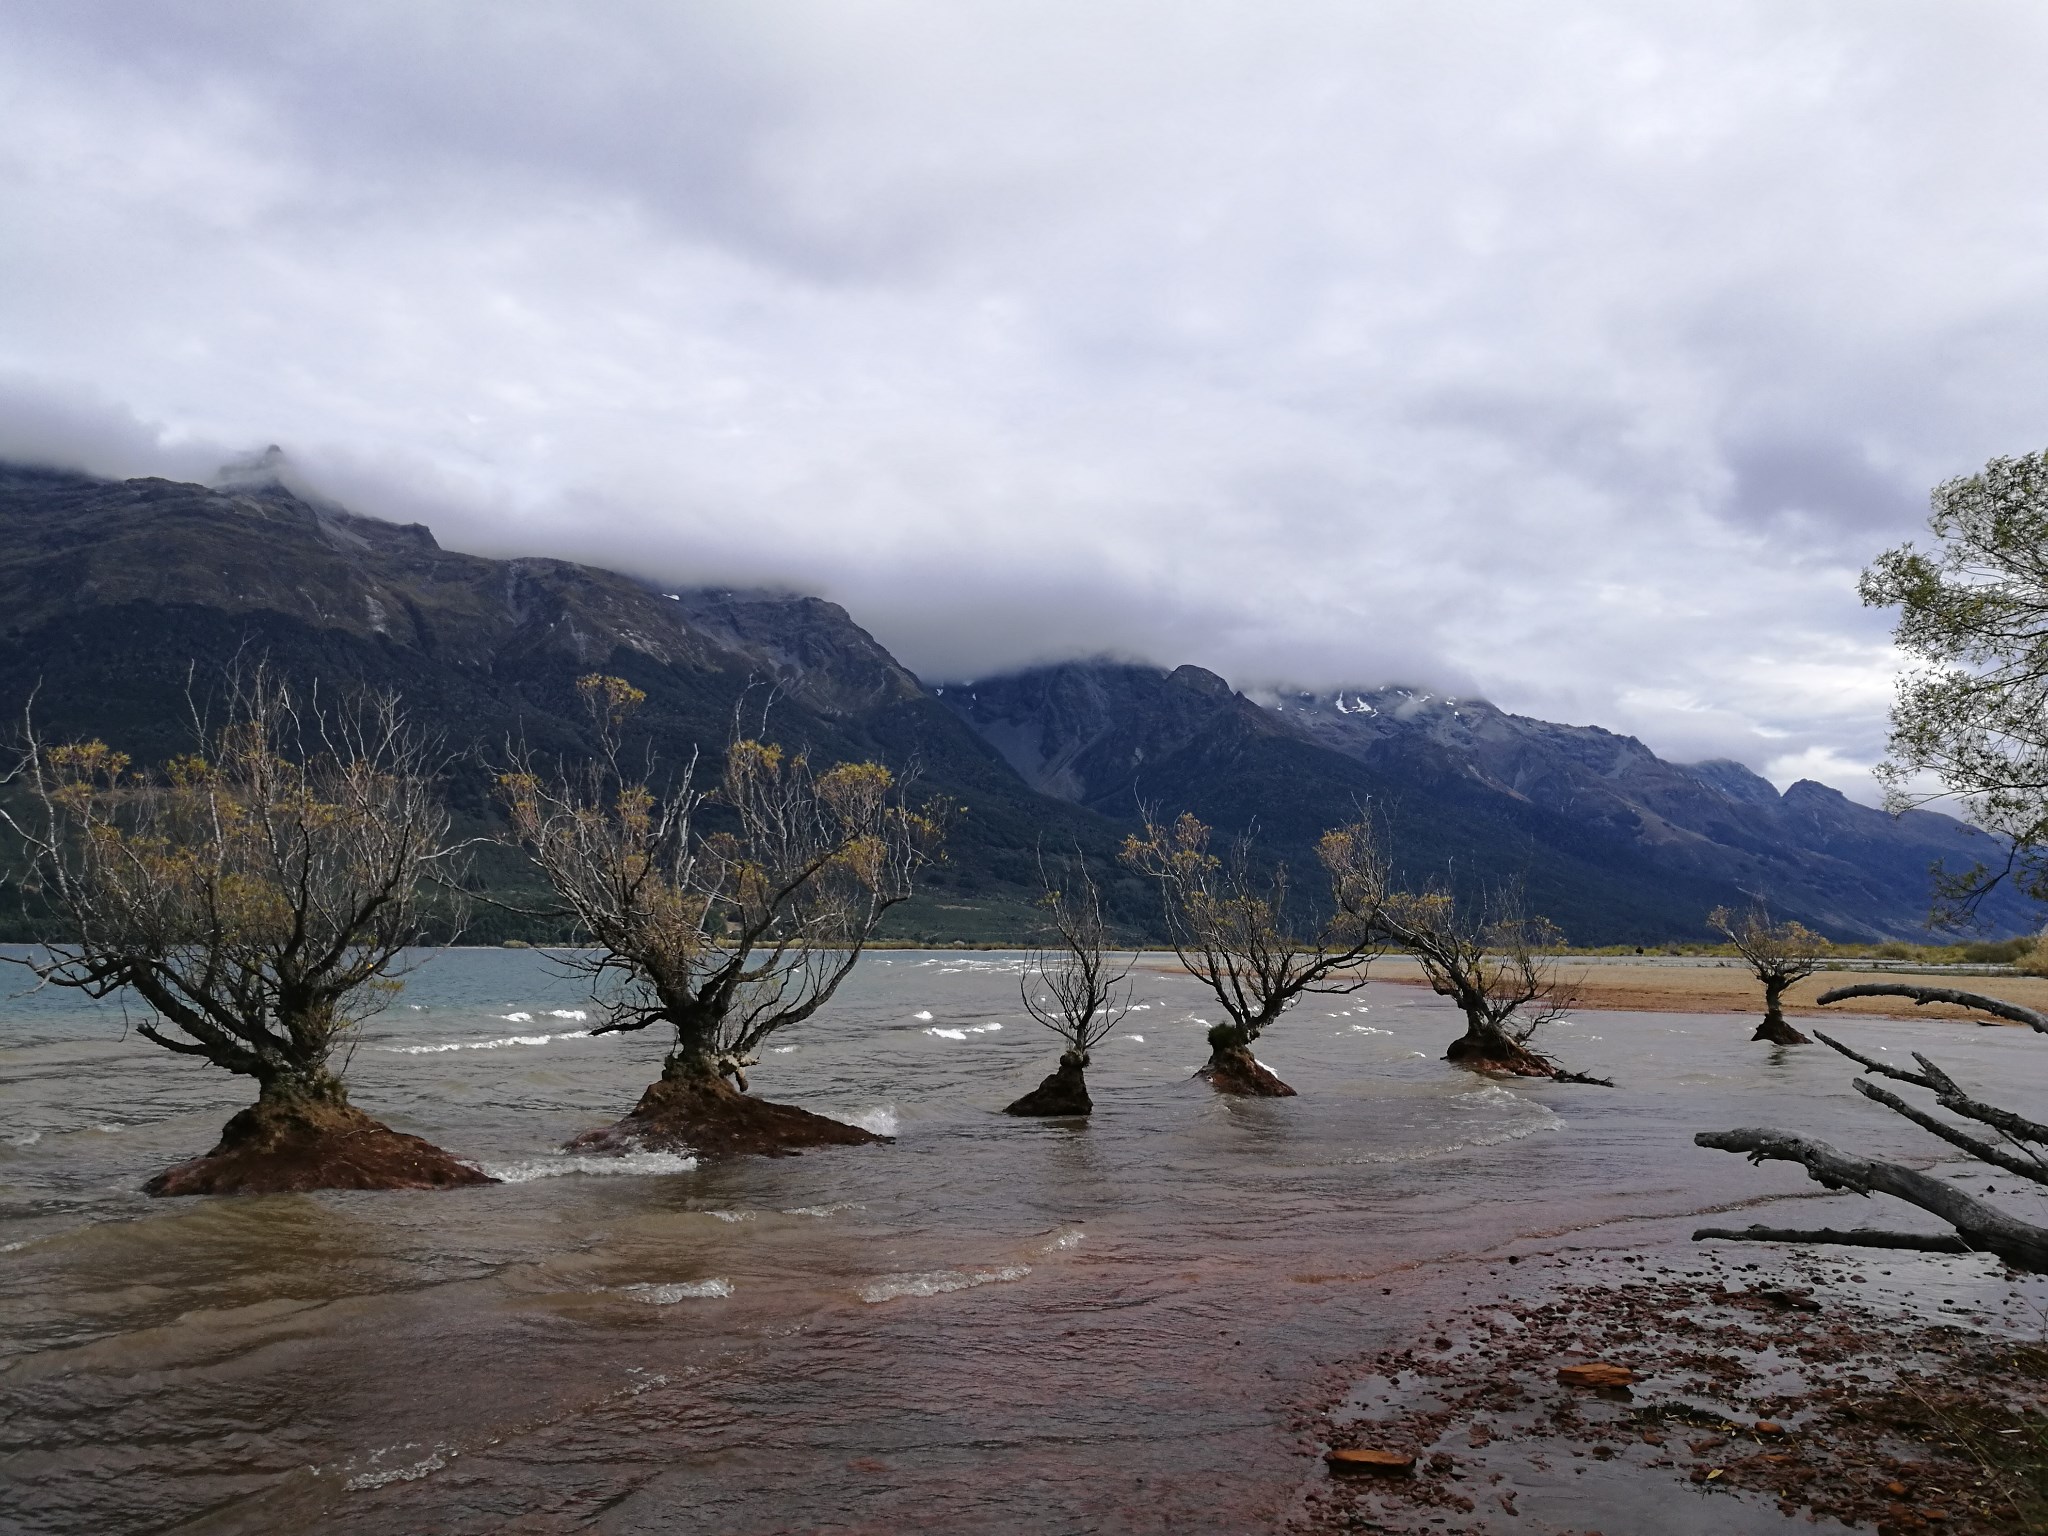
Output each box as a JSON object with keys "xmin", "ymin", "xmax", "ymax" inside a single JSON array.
[
  {"xmin": 4, "ymin": 670, "xmax": 487, "ymax": 1196},
  {"xmin": 499, "ymin": 674, "xmax": 945, "ymax": 1156},
  {"xmin": 1696, "ymin": 982, "xmax": 2048, "ymax": 1271},
  {"xmin": 1709, "ymin": 902, "xmax": 1829, "ymax": 1045},
  {"xmin": 1372, "ymin": 884, "xmax": 1578, "ymax": 1076},
  {"xmin": 1005, "ymin": 852, "xmax": 1133, "ymax": 1117},
  {"xmin": 1120, "ymin": 812, "xmax": 1386, "ymax": 1096}
]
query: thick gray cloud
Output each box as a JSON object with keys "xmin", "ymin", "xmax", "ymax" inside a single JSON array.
[{"xmin": 4, "ymin": 3, "xmax": 2048, "ymax": 802}]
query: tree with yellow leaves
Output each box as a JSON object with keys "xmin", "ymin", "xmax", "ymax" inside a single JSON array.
[
  {"xmin": 1120, "ymin": 811, "xmax": 1387, "ymax": 1096},
  {"xmin": 6, "ymin": 668, "xmax": 487, "ymax": 1195},
  {"xmin": 499, "ymin": 675, "xmax": 945, "ymax": 1156}
]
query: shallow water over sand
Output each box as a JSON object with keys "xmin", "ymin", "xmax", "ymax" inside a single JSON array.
[{"xmin": 5, "ymin": 948, "xmax": 2048, "ymax": 1533}]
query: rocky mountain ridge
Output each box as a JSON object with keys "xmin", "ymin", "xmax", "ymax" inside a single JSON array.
[{"xmin": 0, "ymin": 458, "xmax": 2026, "ymax": 943}]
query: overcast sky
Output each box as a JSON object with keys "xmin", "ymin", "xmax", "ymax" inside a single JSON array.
[{"xmin": 4, "ymin": 3, "xmax": 2046, "ymax": 802}]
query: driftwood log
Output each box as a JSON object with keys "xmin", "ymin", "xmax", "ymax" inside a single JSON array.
[
  {"xmin": 1814, "ymin": 982, "xmax": 2048, "ymax": 1033},
  {"xmin": 1695, "ymin": 982, "xmax": 2048, "ymax": 1272}
]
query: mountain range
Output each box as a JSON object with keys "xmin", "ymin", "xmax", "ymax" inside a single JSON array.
[{"xmin": 0, "ymin": 457, "xmax": 2027, "ymax": 945}]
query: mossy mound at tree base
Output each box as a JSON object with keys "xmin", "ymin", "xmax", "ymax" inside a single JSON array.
[
  {"xmin": 145, "ymin": 1098, "xmax": 496, "ymax": 1196},
  {"xmin": 1752, "ymin": 1015, "xmax": 1813, "ymax": 1045},
  {"xmin": 1444, "ymin": 1031, "xmax": 1555, "ymax": 1078},
  {"xmin": 1004, "ymin": 1059, "xmax": 1093, "ymax": 1116},
  {"xmin": 566, "ymin": 1071, "xmax": 890, "ymax": 1159},
  {"xmin": 1198, "ymin": 1045, "xmax": 1297, "ymax": 1097}
]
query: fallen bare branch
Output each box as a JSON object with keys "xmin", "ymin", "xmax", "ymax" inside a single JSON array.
[
  {"xmin": 1815, "ymin": 983, "xmax": 2048, "ymax": 1033},
  {"xmin": 1691, "ymin": 1223, "xmax": 1973, "ymax": 1255},
  {"xmin": 1694, "ymin": 1127, "xmax": 2048, "ymax": 1271}
]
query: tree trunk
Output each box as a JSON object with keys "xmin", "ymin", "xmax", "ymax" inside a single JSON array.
[
  {"xmin": 1753, "ymin": 984, "xmax": 1812, "ymax": 1045},
  {"xmin": 1198, "ymin": 1039, "xmax": 1296, "ymax": 1097},
  {"xmin": 1005, "ymin": 1054, "xmax": 1093, "ymax": 1116},
  {"xmin": 145, "ymin": 1070, "xmax": 493, "ymax": 1196},
  {"xmin": 569, "ymin": 1051, "xmax": 890, "ymax": 1158},
  {"xmin": 1444, "ymin": 1017, "xmax": 1553, "ymax": 1076}
]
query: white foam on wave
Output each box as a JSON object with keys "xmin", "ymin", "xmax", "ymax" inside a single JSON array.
[
  {"xmin": 1040, "ymin": 1228, "xmax": 1083, "ymax": 1252},
  {"xmin": 706, "ymin": 1209, "xmax": 753, "ymax": 1223},
  {"xmin": 484, "ymin": 1151, "xmax": 698, "ymax": 1182},
  {"xmin": 545, "ymin": 1009, "xmax": 588, "ymax": 1021},
  {"xmin": 923, "ymin": 1021, "xmax": 1002, "ymax": 1040},
  {"xmin": 344, "ymin": 1444, "xmax": 451, "ymax": 1491},
  {"xmin": 4, "ymin": 1131, "xmax": 42, "ymax": 1147},
  {"xmin": 784, "ymin": 1201, "xmax": 864, "ymax": 1217},
  {"xmin": 771, "ymin": 1045, "xmax": 797, "ymax": 1054},
  {"xmin": 913, "ymin": 1009, "xmax": 934, "ymax": 1021},
  {"xmin": 501, "ymin": 1011, "xmax": 533, "ymax": 1023},
  {"xmin": 622, "ymin": 1279, "xmax": 733, "ymax": 1303},
  {"xmin": 384, "ymin": 1029, "xmax": 592, "ymax": 1055},
  {"xmin": 847, "ymin": 1106, "xmax": 898, "ymax": 1136},
  {"xmin": 1122, "ymin": 1034, "xmax": 1145, "ymax": 1043},
  {"xmin": 1349, "ymin": 1024, "xmax": 1391, "ymax": 1036},
  {"xmin": 860, "ymin": 1263, "xmax": 1030, "ymax": 1303},
  {"xmin": 1346, "ymin": 1086, "xmax": 1566, "ymax": 1165}
]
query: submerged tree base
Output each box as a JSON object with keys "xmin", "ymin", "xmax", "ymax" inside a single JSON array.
[
  {"xmin": 566, "ymin": 1070, "xmax": 890, "ymax": 1159},
  {"xmin": 1198, "ymin": 1044, "xmax": 1297, "ymax": 1097},
  {"xmin": 1004, "ymin": 1058, "xmax": 1093, "ymax": 1116},
  {"xmin": 1752, "ymin": 1014, "xmax": 1814, "ymax": 1045},
  {"xmin": 1444, "ymin": 1030, "xmax": 1554, "ymax": 1077},
  {"xmin": 145, "ymin": 1098, "xmax": 496, "ymax": 1197}
]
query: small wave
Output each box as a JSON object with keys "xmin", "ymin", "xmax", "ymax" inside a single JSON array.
[
  {"xmin": 860, "ymin": 1264, "xmax": 1030, "ymax": 1303},
  {"xmin": 1041, "ymin": 1229, "xmax": 1084, "ymax": 1252},
  {"xmin": 924, "ymin": 1022, "xmax": 1002, "ymax": 1039},
  {"xmin": 622, "ymin": 1279, "xmax": 732, "ymax": 1303},
  {"xmin": 706, "ymin": 1209, "xmax": 753, "ymax": 1223},
  {"xmin": 344, "ymin": 1445, "xmax": 451, "ymax": 1491},
  {"xmin": 1350, "ymin": 1024, "xmax": 1391, "ymax": 1036},
  {"xmin": 91, "ymin": 1123, "xmax": 125, "ymax": 1134},
  {"xmin": 1122, "ymin": 1034, "xmax": 1145, "ymax": 1043},
  {"xmin": 501, "ymin": 1011, "xmax": 533, "ymax": 1023},
  {"xmin": 485, "ymin": 1151, "xmax": 698, "ymax": 1182},
  {"xmin": 545, "ymin": 1009, "xmax": 588, "ymax": 1021},
  {"xmin": 784, "ymin": 1201, "xmax": 863, "ymax": 1217},
  {"xmin": 847, "ymin": 1106, "xmax": 898, "ymax": 1136},
  {"xmin": 771, "ymin": 1045, "xmax": 797, "ymax": 1054},
  {"xmin": 4, "ymin": 1131, "xmax": 42, "ymax": 1148},
  {"xmin": 384, "ymin": 1029, "xmax": 592, "ymax": 1055},
  {"xmin": 913, "ymin": 1009, "xmax": 934, "ymax": 1021}
]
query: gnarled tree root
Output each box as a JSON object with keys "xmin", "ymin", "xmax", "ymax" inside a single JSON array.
[
  {"xmin": 567, "ymin": 1071, "xmax": 889, "ymax": 1159},
  {"xmin": 1005, "ymin": 1058, "xmax": 1092, "ymax": 1116},
  {"xmin": 145, "ymin": 1099, "xmax": 495, "ymax": 1196},
  {"xmin": 1198, "ymin": 1045, "xmax": 1296, "ymax": 1097},
  {"xmin": 1445, "ymin": 1032, "xmax": 1554, "ymax": 1077},
  {"xmin": 1753, "ymin": 1015, "xmax": 1813, "ymax": 1045},
  {"xmin": 1693, "ymin": 1126, "xmax": 2048, "ymax": 1271}
]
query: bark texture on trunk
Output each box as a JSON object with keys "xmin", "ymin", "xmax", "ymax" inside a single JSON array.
[
  {"xmin": 1004, "ymin": 1056, "xmax": 1093, "ymax": 1116},
  {"xmin": 567, "ymin": 1061, "xmax": 889, "ymax": 1158},
  {"xmin": 145, "ymin": 1090, "xmax": 495, "ymax": 1196},
  {"xmin": 1444, "ymin": 1021, "xmax": 1554, "ymax": 1076},
  {"xmin": 1198, "ymin": 1043, "xmax": 1296, "ymax": 1097}
]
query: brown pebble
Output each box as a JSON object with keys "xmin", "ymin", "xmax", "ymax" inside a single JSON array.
[{"xmin": 1755, "ymin": 1421, "xmax": 1785, "ymax": 1435}]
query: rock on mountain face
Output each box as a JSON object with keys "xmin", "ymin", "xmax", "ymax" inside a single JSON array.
[{"xmin": 942, "ymin": 668, "xmax": 2033, "ymax": 943}]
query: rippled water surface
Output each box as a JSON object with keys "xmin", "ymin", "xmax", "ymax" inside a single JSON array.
[{"xmin": 5, "ymin": 948, "xmax": 2048, "ymax": 1533}]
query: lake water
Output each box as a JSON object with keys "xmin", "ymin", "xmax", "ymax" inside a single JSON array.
[{"xmin": 5, "ymin": 948, "xmax": 2048, "ymax": 1533}]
